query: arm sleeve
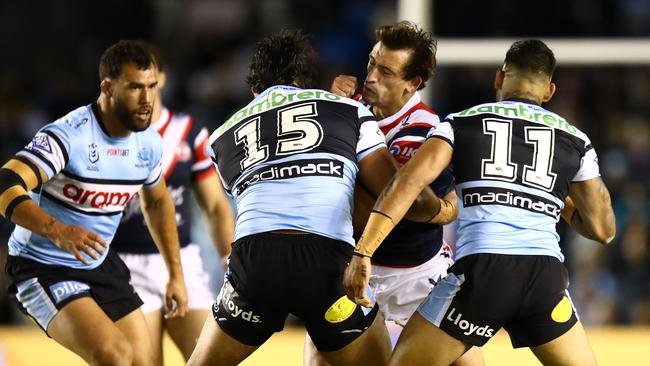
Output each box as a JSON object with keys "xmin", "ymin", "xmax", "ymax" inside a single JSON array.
[
  {"xmin": 426, "ymin": 114, "xmax": 455, "ymax": 147},
  {"xmin": 572, "ymin": 142, "xmax": 600, "ymax": 182},
  {"xmin": 356, "ymin": 105, "xmax": 386, "ymax": 162},
  {"xmin": 17, "ymin": 123, "xmax": 71, "ymax": 179},
  {"xmin": 143, "ymin": 132, "xmax": 164, "ymax": 188}
]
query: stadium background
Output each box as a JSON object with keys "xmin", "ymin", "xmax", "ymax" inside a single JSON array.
[{"xmin": 0, "ymin": 0, "xmax": 648, "ymax": 364}]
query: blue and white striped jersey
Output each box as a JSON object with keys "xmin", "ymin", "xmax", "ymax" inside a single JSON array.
[
  {"xmin": 8, "ymin": 104, "xmax": 163, "ymax": 269},
  {"xmin": 209, "ymin": 86, "xmax": 385, "ymax": 245},
  {"xmin": 428, "ymin": 99, "xmax": 600, "ymax": 262}
]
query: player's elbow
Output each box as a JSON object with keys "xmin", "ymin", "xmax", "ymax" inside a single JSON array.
[{"xmin": 589, "ymin": 215, "xmax": 616, "ymax": 245}]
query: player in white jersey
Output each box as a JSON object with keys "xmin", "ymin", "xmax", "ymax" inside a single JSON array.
[
  {"xmin": 112, "ymin": 45, "xmax": 235, "ymax": 364},
  {"xmin": 306, "ymin": 21, "xmax": 483, "ymax": 366},
  {"xmin": 0, "ymin": 40, "xmax": 188, "ymax": 366},
  {"xmin": 345, "ymin": 40, "xmax": 616, "ymax": 365},
  {"xmin": 187, "ymin": 30, "xmax": 442, "ymax": 366}
]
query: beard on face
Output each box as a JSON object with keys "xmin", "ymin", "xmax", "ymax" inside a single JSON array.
[{"xmin": 113, "ymin": 98, "xmax": 152, "ymax": 132}]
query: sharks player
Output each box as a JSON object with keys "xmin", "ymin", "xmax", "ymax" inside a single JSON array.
[
  {"xmin": 345, "ymin": 40, "xmax": 616, "ymax": 366},
  {"xmin": 187, "ymin": 30, "xmax": 442, "ymax": 366},
  {"xmin": 0, "ymin": 40, "xmax": 187, "ymax": 366}
]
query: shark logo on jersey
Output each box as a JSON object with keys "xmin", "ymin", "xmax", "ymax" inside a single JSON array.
[
  {"xmin": 88, "ymin": 143, "xmax": 99, "ymax": 163},
  {"xmin": 28, "ymin": 134, "xmax": 53, "ymax": 155},
  {"xmin": 136, "ymin": 148, "xmax": 153, "ymax": 168}
]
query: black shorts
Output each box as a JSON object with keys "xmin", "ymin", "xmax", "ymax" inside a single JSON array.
[
  {"xmin": 213, "ymin": 232, "xmax": 379, "ymax": 352},
  {"xmin": 5, "ymin": 249, "xmax": 143, "ymax": 333},
  {"xmin": 417, "ymin": 253, "xmax": 578, "ymax": 347}
]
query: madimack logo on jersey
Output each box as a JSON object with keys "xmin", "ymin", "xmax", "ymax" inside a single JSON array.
[
  {"xmin": 234, "ymin": 158, "xmax": 344, "ymax": 195},
  {"xmin": 462, "ymin": 187, "xmax": 561, "ymax": 218}
]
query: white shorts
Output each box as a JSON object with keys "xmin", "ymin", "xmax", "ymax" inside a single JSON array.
[
  {"xmin": 119, "ymin": 243, "xmax": 214, "ymax": 314},
  {"xmin": 370, "ymin": 243, "xmax": 454, "ymax": 327}
]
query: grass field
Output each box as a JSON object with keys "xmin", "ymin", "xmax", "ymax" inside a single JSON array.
[{"xmin": 0, "ymin": 324, "xmax": 648, "ymax": 365}]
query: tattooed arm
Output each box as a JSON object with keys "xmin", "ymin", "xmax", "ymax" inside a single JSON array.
[{"xmin": 563, "ymin": 178, "xmax": 616, "ymax": 244}]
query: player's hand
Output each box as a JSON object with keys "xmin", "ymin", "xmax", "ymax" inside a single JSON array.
[
  {"xmin": 343, "ymin": 255, "xmax": 373, "ymax": 307},
  {"xmin": 330, "ymin": 75, "xmax": 358, "ymax": 98},
  {"xmin": 164, "ymin": 275, "xmax": 188, "ymax": 319},
  {"xmin": 45, "ymin": 220, "xmax": 107, "ymax": 264}
]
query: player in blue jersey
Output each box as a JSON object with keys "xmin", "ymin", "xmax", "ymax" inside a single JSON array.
[
  {"xmin": 186, "ymin": 30, "xmax": 442, "ymax": 366},
  {"xmin": 0, "ymin": 40, "xmax": 188, "ymax": 366},
  {"xmin": 111, "ymin": 43, "xmax": 235, "ymax": 364},
  {"xmin": 306, "ymin": 21, "xmax": 483, "ymax": 366},
  {"xmin": 345, "ymin": 40, "xmax": 616, "ymax": 365}
]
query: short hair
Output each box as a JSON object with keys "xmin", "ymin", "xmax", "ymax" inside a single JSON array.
[
  {"xmin": 99, "ymin": 40, "xmax": 157, "ymax": 80},
  {"xmin": 376, "ymin": 21, "xmax": 437, "ymax": 90},
  {"xmin": 246, "ymin": 30, "xmax": 319, "ymax": 94},
  {"xmin": 504, "ymin": 40, "xmax": 556, "ymax": 78}
]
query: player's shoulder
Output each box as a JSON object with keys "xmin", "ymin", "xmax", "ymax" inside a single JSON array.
[
  {"xmin": 403, "ymin": 102, "xmax": 440, "ymax": 127},
  {"xmin": 45, "ymin": 105, "xmax": 95, "ymax": 137}
]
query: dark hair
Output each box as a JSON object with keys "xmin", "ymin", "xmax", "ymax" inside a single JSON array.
[
  {"xmin": 376, "ymin": 21, "xmax": 437, "ymax": 90},
  {"xmin": 246, "ymin": 30, "xmax": 319, "ymax": 94},
  {"xmin": 99, "ymin": 40, "xmax": 157, "ymax": 80},
  {"xmin": 504, "ymin": 40, "xmax": 556, "ymax": 78}
]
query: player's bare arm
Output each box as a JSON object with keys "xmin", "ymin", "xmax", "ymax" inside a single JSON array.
[
  {"xmin": 562, "ymin": 177, "xmax": 616, "ymax": 244},
  {"xmin": 357, "ymin": 145, "xmax": 442, "ymax": 223},
  {"xmin": 0, "ymin": 157, "xmax": 107, "ymax": 264},
  {"xmin": 330, "ymin": 75, "xmax": 358, "ymax": 97},
  {"xmin": 193, "ymin": 174, "xmax": 235, "ymax": 268},
  {"xmin": 140, "ymin": 179, "xmax": 188, "ymax": 318},
  {"xmin": 344, "ymin": 137, "xmax": 451, "ymax": 306}
]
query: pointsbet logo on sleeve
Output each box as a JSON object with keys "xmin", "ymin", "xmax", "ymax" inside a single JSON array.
[{"xmin": 49, "ymin": 281, "xmax": 91, "ymax": 304}]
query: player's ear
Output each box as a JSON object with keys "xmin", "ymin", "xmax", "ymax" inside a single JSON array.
[
  {"xmin": 158, "ymin": 71, "xmax": 167, "ymax": 89},
  {"xmin": 494, "ymin": 68, "xmax": 505, "ymax": 91},
  {"xmin": 405, "ymin": 76, "xmax": 422, "ymax": 95},
  {"xmin": 542, "ymin": 82, "xmax": 556, "ymax": 103},
  {"xmin": 101, "ymin": 79, "xmax": 112, "ymax": 97}
]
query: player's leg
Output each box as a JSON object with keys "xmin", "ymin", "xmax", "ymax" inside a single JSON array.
[
  {"xmin": 114, "ymin": 307, "xmax": 155, "ymax": 366},
  {"xmin": 165, "ymin": 309, "xmax": 209, "ymax": 360},
  {"xmin": 390, "ymin": 312, "xmax": 471, "ymax": 366},
  {"xmin": 143, "ymin": 310, "xmax": 164, "ymax": 365},
  {"xmin": 165, "ymin": 243, "xmax": 215, "ymax": 360},
  {"xmin": 118, "ymin": 251, "xmax": 167, "ymax": 365},
  {"xmin": 530, "ymin": 320, "xmax": 597, "ymax": 365},
  {"xmin": 48, "ymin": 297, "xmax": 134, "ymax": 366},
  {"xmin": 303, "ymin": 333, "xmax": 332, "ymax": 366},
  {"xmin": 186, "ymin": 315, "xmax": 260, "ymax": 366},
  {"xmin": 319, "ymin": 312, "xmax": 391, "ymax": 366}
]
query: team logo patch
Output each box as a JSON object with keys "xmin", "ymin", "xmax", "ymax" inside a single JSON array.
[
  {"xmin": 88, "ymin": 143, "xmax": 99, "ymax": 163},
  {"xmin": 324, "ymin": 296, "xmax": 356, "ymax": 323},
  {"xmin": 28, "ymin": 134, "xmax": 53, "ymax": 154},
  {"xmin": 551, "ymin": 296, "xmax": 573, "ymax": 323},
  {"xmin": 175, "ymin": 141, "xmax": 192, "ymax": 162},
  {"xmin": 49, "ymin": 281, "xmax": 91, "ymax": 304}
]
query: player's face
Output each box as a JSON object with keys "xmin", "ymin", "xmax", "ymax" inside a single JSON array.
[
  {"xmin": 111, "ymin": 62, "xmax": 158, "ymax": 132},
  {"xmin": 363, "ymin": 42, "xmax": 413, "ymax": 109}
]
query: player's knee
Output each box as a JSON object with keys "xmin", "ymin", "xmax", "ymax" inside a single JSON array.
[{"xmin": 90, "ymin": 335, "xmax": 134, "ymax": 366}]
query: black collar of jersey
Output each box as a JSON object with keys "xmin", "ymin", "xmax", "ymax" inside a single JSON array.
[
  {"xmin": 502, "ymin": 97, "xmax": 540, "ymax": 106},
  {"xmin": 91, "ymin": 102, "xmax": 116, "ymax": 138}
]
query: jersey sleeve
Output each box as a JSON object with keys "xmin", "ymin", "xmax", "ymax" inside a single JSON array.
[
  {"xmin": 17, "ymin": 122, "xmax": 71, "ymax": 179},
  {"xmin": 143, "ymin": 131, "xmax": 164, "ymax": 188},
  {"xmin": 426, "ymin": 114, "xmax": 455, "ymax": 147},
  {"xmin": 572, "ymin": 141, "xmax": 600, "ymax": 182},
  {"xmin": 356, "ymin": 105, "xmax": 386, "ymax": 161},
  {"xmin": 191, "ymin": 126, "xmax": 217, "ymax": 181}
]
